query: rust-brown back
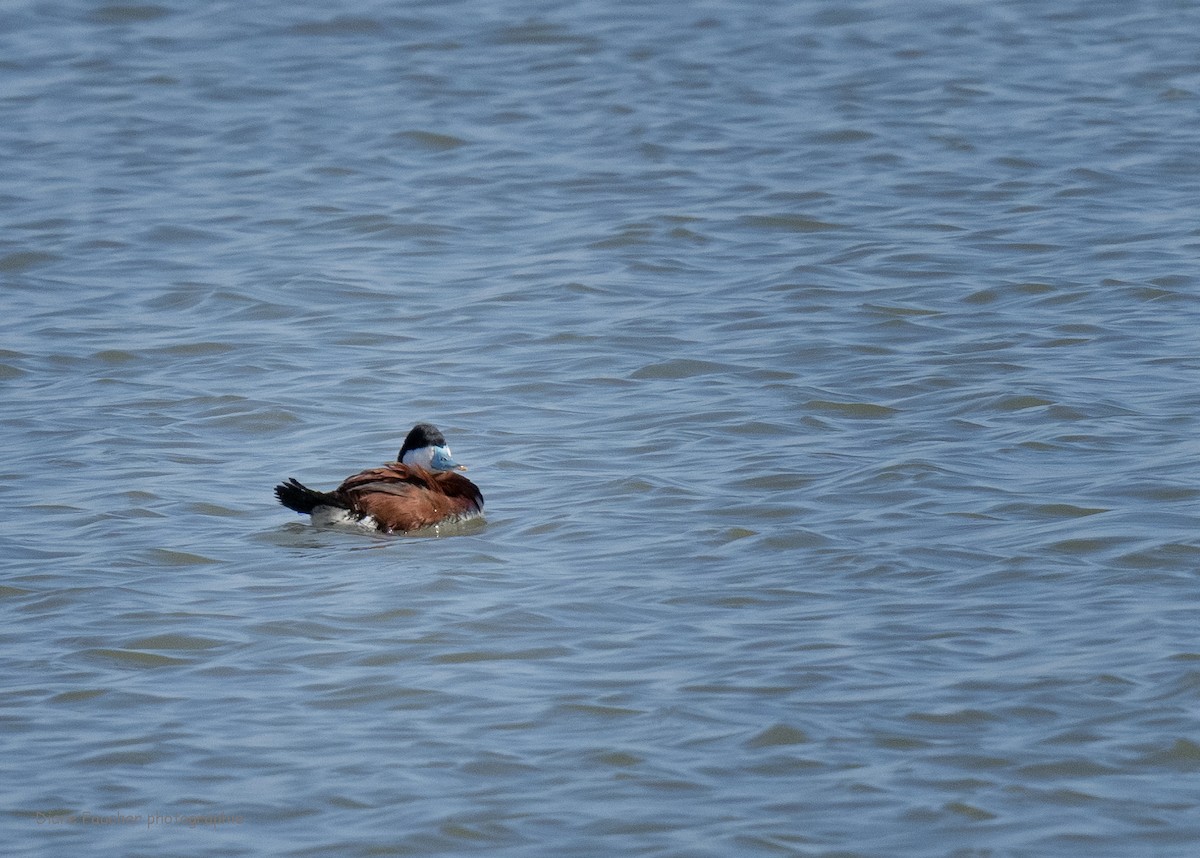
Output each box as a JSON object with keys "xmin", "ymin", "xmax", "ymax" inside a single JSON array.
[{"xmin": 333, "ymin": 464, "xmax": 484, "ymax": 533}]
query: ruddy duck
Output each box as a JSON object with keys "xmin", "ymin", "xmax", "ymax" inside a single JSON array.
[{"xmin": 274, "ymin": 423, "xmax": 484, "ymax": 533}]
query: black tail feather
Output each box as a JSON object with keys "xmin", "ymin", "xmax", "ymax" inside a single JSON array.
[{"xmin": 274, "ymin": 478, "xmax": 344, "ymax": 515}]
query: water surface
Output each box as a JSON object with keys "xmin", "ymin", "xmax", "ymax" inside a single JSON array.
[{"xmin": 3, "ymin": 1, "xmax": 1200, "ymax": 855}]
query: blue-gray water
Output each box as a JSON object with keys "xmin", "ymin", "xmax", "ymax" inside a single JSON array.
[{"xmin": 3, "ymin": 0, "xmax": 1200, "ymax": 855}]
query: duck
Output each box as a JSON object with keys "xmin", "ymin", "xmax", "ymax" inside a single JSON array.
[{"xmin": 274, "ymin": 423, "xmax": 484, "ymax": 533}]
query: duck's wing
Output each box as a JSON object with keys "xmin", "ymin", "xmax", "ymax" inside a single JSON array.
[
  {"xmin": 431, "ymin": 471, "xmax": 484, "ymax": 514},
  {"xmin": 334, "ymin": 465, "xmax": 479, "ymax": 532},
  {"xmin": 335, "ymin": 464, "xmax": 427, "ymax": 495}
]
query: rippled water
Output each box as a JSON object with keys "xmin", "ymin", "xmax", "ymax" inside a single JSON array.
[{"xmin": 3, "ymin": 0, "xmax": 1200, "ymax": 855}]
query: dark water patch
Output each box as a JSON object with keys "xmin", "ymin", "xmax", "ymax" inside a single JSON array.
[
  {"xmin": 393, "ymin": 129, "xmax": 470, "ymax": 151},
  {"xmin": 1130, "ymin": 738, "xmax": 1200, "ymax": 772},
  {"xmin": 906, "ymin": 708, "xmax": 997, "ymax": 727},
  {"xmin": 744, "ymin": 724, "xmax": 809, "ymax": 748},
  {"xmin": 143, "ymin": 225, "xmax": 223, "ymax": 245},
  {"xmin": 286, "ymin": 16, "xmax": 389, "ymax": 37},
  {"xmin": 431, "ymin": 647, "xmax": 569, "ymax": 665},
  {"xmin": 131, "ymin": 548, "xmax": 219, "ymax": 567},
  {"xmin": 629, "ymin": 358, "xmax": 731, "ymax": 379},
  {"xmin": 490, "ymin": 21, "xmax": 601, "ymax": 51},
  {"xmin": 90, "ymin": 4, "xmax": 170, "ymax": 24},
  {"xmin": 0, "ymin": 250, "xmax": 59, "ymax": 272},
  {"xmin": 187, "ymin": 502, "xmax": 244, "ymax": 518},
  {"xmin": 48, "ymin": 688, "xmax": 109, "ymax": 704},
  {"xmin": 78, "ymin": 648, "xmax": 191, "ymax": 669},
  {"xmin": 806, "ymin": 399, "xmax": 898, "ymax": 419},
  {"xmin": 991, "ymin": 503, "xmax": 1110, "ymax": 520},
  {"xmin": 1113, "ymin": 542, "xmax": 1200, "ymax": 571},
  {"xmin": 1016, "ymin": 758, "xmax": 1120, "ymax": 780},
  {"xmin": 125, "ymin": 634, "xmax": 226, "ymax": 652},
  {"xmin": 738, "ymin": 214, "xmax": 845, "ymax": 232},
  {"xmin": 1046, "ymin": 536, "xmax": 1138, "ymax": 557}
]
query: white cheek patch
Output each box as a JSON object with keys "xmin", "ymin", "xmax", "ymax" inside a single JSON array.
[
  {"xmin": 401, "ymin": 446, "xmax": 430, "ymax": 468},
  {"xmin": 401, "ymin": 445, "xmax": 452, "ymax": 470}
]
